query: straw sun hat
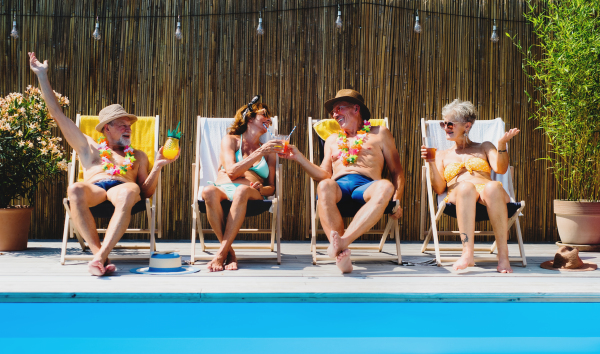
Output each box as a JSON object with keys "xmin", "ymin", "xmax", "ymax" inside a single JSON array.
[
  {"xmin": 95, "ymin": 104, "xmax": 138, "ymax": 133},
  {"xmin": 540, "ymin": 245, "xmax": 597, "ymax": 272},
  {"xmin": 324, "ymin": 89, "xmax": 371, "ymax": 120}
]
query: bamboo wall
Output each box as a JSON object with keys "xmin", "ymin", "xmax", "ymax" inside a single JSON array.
[{"xmin": 0, "ymin": 0, "xmax": 556, "ymax": 243}]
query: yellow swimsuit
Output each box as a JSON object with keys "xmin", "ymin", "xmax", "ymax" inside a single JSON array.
[{"xmin": 443, "ymin": 158, "xmax": 496, "ymax": 202}]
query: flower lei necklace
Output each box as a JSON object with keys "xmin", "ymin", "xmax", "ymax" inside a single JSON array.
[
  {"xmin": 337, "ymin": 120, "xmax": 371, "ymax": 165},
  {"xmin": 97, "ymin": 136, "xmax": 136, "ymax": 176}
]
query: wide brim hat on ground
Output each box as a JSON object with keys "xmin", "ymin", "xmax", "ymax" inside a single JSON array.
[
  {"xmin": 95, "ymin": 104, "xmax": 138, "ymax": 132},
  {"xmin": 540, "ymin": 245, "xmax": 597, "ymax": 272},
  {"xmin": 130, "ymin": 252, "xmax": 199, "ymax": 275},
  {"xmin": 324, "ymin": 89, "xmax": 371, "ymax": 120}
]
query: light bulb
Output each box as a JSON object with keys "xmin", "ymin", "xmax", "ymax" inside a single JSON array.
[
  {"xmin": 335, "ymin": 5, "xmax": 342, "ymax": 29},
  {"xmin": 490, "ymin": 19, "xmax": 500, "ymax": 43},
  {"xmin": 10, "ymin": 15, "xmax": 18, "ymax": 39},
  {"xmin": 175, "ymin": 16, "xmax": 182, "ymax": 40},
  {"xmin": 92, "ymin": 17, "xmax": 101, "ymax": 41},
  {"xmin": 257, "ymin": 12, "xmax": 265, "ymax": 35},
  {"xmin": 414, "ymin": 15, "xmax": 421, "ymax": 33}
]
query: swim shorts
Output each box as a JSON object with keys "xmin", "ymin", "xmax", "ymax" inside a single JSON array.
[
  {"xmin": 335, "ymin": 174, "xmax": 376, "ymax": 204},
  {"xmin": 93, "ymin": 179, "xmax": 124, "ymax": 191}
]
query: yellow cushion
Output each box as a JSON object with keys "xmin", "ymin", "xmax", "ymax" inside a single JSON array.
[
  {"xmin": 78, "ymin": 115, "xmax": 156, "ymax": 181},
  {"xmin": 312, "ymin": 118, "xmax": 387, "ymax": 140}
]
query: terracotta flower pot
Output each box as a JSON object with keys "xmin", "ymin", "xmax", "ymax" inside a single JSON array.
[
  {"xmin": 0, "ymin": 207, "xmax": 33, "ymax": 251},
  {"xmin": 554, "ymin": 200, "xmax": 600, "ymax": 245}
]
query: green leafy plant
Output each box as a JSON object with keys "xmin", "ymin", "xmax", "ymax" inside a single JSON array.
[
  {"xmin": 0, "ymin": 86, "xmax": 69, "ymax": 208},
  {"xmin": 511, "ymin": 0, "xmax": 600, "ymax": 201}
]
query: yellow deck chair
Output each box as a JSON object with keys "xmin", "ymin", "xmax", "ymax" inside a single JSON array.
[
  {"xmin": 190, "ymin": 117, "xmax": 282, "ymax": 264},
  {"xmin": 60, "ymin": 114, "xmax": 162, "ymax": 265},
  {"xmin": 306, "ymin": 117, "xmax": 402, "ymax": 265},
  {"xmin": 419, "ymin": 118, "xmax": 526, "ymax": 267}
]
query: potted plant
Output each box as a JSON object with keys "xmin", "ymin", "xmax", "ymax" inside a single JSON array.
[
  {"xmin": 512, "ymin": 1, "xmax": 600, "ymax": 245},
  {"xmin": 0, "ymin": 85, "xmax": 69, "ymax": 251}
]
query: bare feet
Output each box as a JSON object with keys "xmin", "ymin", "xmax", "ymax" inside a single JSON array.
[
  {"xmin": 336, "ymin": 249, "xmax": 353, "ymax": 273},
  {"xmin": 88, "ymin": 259, "xmax": 105, "ymax": 276},
  {"xmin": 452, "ymin": 254, "xmax": 475, "ymax": 271},
  {"xmin": 104, "ymin": 262, "xmax": 117, "ymax": 275},
  {"xmin": 497, "ymin": 255, "xmax": 513, "ymax": 273},
  {"xmin": 207, "ymin": 253, "xmax": 226, "ymax": 272},
  {"xmin": 327, "ymin": 231, "xmax": 343, "ymax": 259},
  {"xmin": 225, "ymin": 249, "xmax": 238, "ymax": 271}
]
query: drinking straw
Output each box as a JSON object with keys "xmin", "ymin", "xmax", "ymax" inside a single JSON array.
[{"xmin": 287, "ymin": 125, "xmax": 297, "ymax": 140}]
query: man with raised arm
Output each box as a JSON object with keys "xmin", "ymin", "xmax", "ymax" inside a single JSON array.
[
  {"xmin": 28, "ymin": 52, "xmax": 179, "ymax": 276},
  {"xmin": 280, "ymin": 89, "xmax": 404, "ymax": 273}
]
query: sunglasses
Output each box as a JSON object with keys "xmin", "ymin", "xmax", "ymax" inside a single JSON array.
[{"xmin": 439, "ymin": 121, "xmax": 461, "ymax": 129}]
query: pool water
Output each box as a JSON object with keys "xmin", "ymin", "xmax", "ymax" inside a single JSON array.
[{"xmin": 1, "ymin": 302, "xmax": 599, "ymax": 354}]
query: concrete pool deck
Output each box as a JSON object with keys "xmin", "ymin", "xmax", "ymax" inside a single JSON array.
[{"xmin": 1, "ymin": 241, "xmax": 599, "ymax": 302}]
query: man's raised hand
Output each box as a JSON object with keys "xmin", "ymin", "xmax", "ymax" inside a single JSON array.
[{"xmin": 28, "ymin": 52, "xmax": 48, "ymax": 76}]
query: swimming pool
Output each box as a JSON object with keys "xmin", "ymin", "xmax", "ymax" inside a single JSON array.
[{"xmin": 1, "ymin": 302, "xmax": 599, "ymax": 354}]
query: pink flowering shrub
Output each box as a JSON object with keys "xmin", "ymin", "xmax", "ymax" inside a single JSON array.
[{"xmin": 0, "ymin": 86, "xmax": 69, "ymax": 208}]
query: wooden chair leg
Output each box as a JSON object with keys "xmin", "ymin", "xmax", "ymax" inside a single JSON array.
[
  {"xmin": 270, "ymin": 200, "xmax": 277, "ymax": 252},
  {"xmin": 394, "ymin": 221, "xmax": 402, "ymax": 265},
  {"xmin": 378, "ymin": 219, "xmax": 393, "ymax": 252},
  {"xmin": 490, "ymin": 241, "xmax": 497, "ymax": 254},
  {"xmin": 60, "ymin": 212, "xmax": 70, "ymax": 265}
]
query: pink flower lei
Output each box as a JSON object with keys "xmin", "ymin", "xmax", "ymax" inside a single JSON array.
[
  {"xmin": 97, "ymin": 136, "xmax": 136, "ymax": 176},
  {"xmin": 337, "ymin": 120, "xmax": 371, "ymax": 166}
]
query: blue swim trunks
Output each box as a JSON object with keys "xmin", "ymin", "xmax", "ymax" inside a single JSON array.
[
  {"xmin": 93, "ymin": 179, "xmax": 124, "ymax": 191},
  {"xmin": 335, "ymin": 174, "xmax": 376, "ymax": 204}
]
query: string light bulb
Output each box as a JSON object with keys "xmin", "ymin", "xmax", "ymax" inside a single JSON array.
[
  {"xmin": 175, "ymin": 15, "xmax": 182, "ymax": 40},
  {"xmin": 414, "ymin": 10, "xmax": 422, "ymax": 34},
  {"xmin": 92, "ymin": 16, "xmax": 101, "ymax": 41},
  {"xmin": 257, "ymin": 11, "xmax": 265, "ymax": 35},
  {"xmin": 490, "ymin": 19, "xmax": 500, "ymax": 43},
  {"xmin": 10, "ymin": 14, "xmax": 18, "ymax": 39},
  {"xmin": 335, "ymin": 5, "xmax": 342, "ymax": 29}
]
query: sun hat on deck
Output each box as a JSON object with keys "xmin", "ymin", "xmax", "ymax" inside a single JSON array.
[
  {"xmin": 540, "ymin": 246, "xmax": 597, "ymax": 272},
  {"xmin": 130, "ymin": 252, "xmax": 199, "ymax": 275}
]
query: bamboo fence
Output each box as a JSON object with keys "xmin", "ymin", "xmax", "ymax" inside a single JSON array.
[{"xmin": 1, "ymin": 0, "xmax": 556, "ymax": 243}]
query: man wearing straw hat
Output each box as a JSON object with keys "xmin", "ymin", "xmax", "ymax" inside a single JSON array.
[
  {"xmin": 28, "ymin": 52, "xmax": 179, "ymax": 276},
  {"xmin": 280, "ymin": 89, "xmax": 405, "ymax": 273}
]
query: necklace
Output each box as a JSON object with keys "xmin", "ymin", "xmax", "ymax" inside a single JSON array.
[
  {"xmin": 337, "ymin": 120, "xmax": 371, "ymax": 165},
  {"xmin": 97, "ymin": 136, "xmax": 136, "ymax": 176}
]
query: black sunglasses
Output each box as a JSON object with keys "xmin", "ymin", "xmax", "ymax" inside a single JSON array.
[
  {"xmin": 243, "ymin": 95, "xmax": 261, "ymax": 120},
  {"xmin": 439, "ymin": 121, "xmax": 460, "ymax": 129}
]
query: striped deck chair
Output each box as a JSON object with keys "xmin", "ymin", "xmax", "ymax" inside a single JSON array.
[
  {"xmin": 306, "ymin": 117, "xmax": 402, "ymax": 265},
  {"xmin": 60, "ymin": 114, "xmax": 161, "ymax": 264},
  {"xmin": 419, "ymin": 118, "xmax": 526, "ymax": 267},
  {"xmin": 190, "ymin": 117, "xmax": 282, "ymax": 264}
]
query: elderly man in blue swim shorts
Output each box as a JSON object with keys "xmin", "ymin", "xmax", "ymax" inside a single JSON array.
[
  {"xmin": 29, "ymin": 52, "xmax": 179, "ymax": 276},
  {"xmin": 280, "ymin": 89, "xmax": 405, "ymax": 273}
]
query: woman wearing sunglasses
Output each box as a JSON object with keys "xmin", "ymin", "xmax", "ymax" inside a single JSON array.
[{"xmin": 421, "ymin": 99, "xmax": 520, "ymax": 273}]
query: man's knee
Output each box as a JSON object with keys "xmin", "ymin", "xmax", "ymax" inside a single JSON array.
[
  {"xmin": 372, "ymin": 180, "xmax": 394, "ymax": 201},
  {"xmin": 317, "ymin": 179, "xmax": 339, "ymax": 199},
  {"xmin": 114, "ymin": 185, "xmax": 140, "ymax": 207},
  {"xmin": 67, "ymin": 183, "xmax": 88, "ymax": 203}
]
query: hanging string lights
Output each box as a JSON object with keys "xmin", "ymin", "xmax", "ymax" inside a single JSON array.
[
  {"xmin": 414, "ymin": 9, "xmax": 422, "ymax": 33},
  {"xmin": 175, "ymin": 15, "xmax": 182, "ymax": 40},
  {"xmin": 257, "ymin": 11, "xmax": 265, "ymax": 35},
  {"xmin": 335, "ymin": 4, "xmax": 342, "ymax": 29},
  {"xmin": 92, "ymin": 16, "xmax": 101, "ymax": 40},
  {"xmin": 490, "ymin": 19, "xmax": 500, "ymax": 42},
  {"xmin": 10, "ymin": 14, "xmax": 18, "ymax": 39}
]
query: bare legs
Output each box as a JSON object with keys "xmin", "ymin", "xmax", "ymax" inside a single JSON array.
[
  {"xmin": 448, "ymin": 181, "xmax": 512, "ymax": 273},
  {"xmin": 319, "ymin": 179, "xmax": 395, "ymax": 273},
  {"xmin": 68, "ymin": 182, "xmax": 140, "ymax": 276},
  {"xmin": 203, "ymin": 185, "xmax": 263, "ymax": 272}
]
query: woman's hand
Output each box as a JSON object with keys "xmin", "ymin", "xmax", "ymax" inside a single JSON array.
[
  {"xmin": 257, "ymin": 140, "xmax": 284, "ymax": 156},
  {"xmin": 28, "ymin": 52, "xmax": 49, "ymax": 77},
  {"xmin": 420, "ymin": 145, "xmax": 434, "ymax": 162},
  {"xmin": 498, "ymin": 128, "xmax": 520, "ymax": 146},
  {"xmin": 278, "ymin": 144, "xmax": 300, "ymax": 161}
]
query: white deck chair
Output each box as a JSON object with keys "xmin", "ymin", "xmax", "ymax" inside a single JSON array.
[
  {"xmin": 306, "ymin": 117, "xmax": 401, "ymax": 265},
  {"xmin": 60, "ymin": 114, "xmax": 161, "ymax": 264},
  {"xmin": 419, "ymin": 118, "xmax": 526, "ymax": 267},
  {"xmin": 190, "ymin": 117, "xmax": 282, "ymax": 264}
]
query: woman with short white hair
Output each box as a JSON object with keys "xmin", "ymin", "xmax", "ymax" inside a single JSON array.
[{"xmin": 421, "ymin": 99, "xmax": 520, "ymax": 273}]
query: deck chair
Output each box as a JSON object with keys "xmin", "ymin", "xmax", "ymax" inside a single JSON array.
[
  {"xmin": 419, "ymin": 118, "xmax": 526, "ymax": 267},
  {"xmin": 306, "ymin": 117, "xmax": 401, "ymax": 265},
  {"xmin": 190, "ymin": 117, "xmax": 282, "ymax": 264},
  {"xmin": 60, "ymin": 114, "xmax": 161, "ymax": 265}
]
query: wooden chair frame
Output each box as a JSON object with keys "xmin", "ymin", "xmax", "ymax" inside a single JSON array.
[
  {"xmin": 60, "ymin": 114, "xmax": 161, "ymax": 265},
  {"xmin": 190, "ymin": 116, "xmax": 282, "ymax": 264},
  {"xmin": 306, "ymin": 117, "xmax": 401, "ymax": 265},
  {"xmin": 419, "ymin": 118, "xmax": 527, "ymax": 267}
]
